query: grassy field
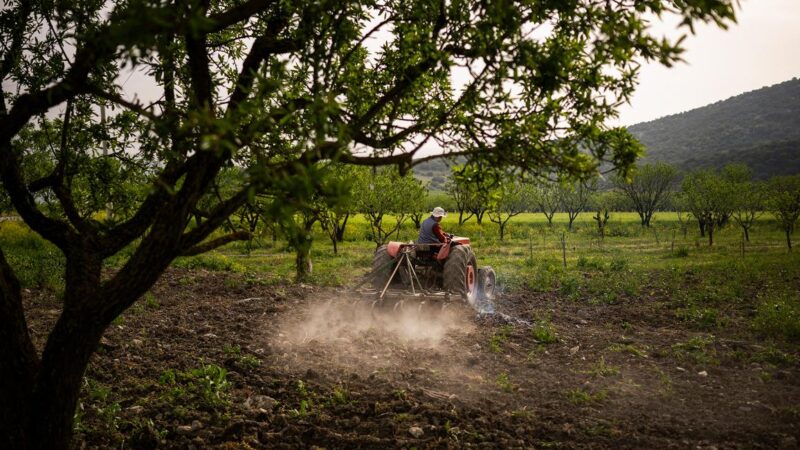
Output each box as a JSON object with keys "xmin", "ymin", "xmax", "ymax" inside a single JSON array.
[
  {"xmin": 2, "ymin": 211, "xmax": 799, "ymax": 342},
  {"xmin": 208, "ymin": 211, "xmax": 797, "ymax": 343},
  {"xmin": 5, "ymin": 212, "xmax": 799, "ymax": 447}
]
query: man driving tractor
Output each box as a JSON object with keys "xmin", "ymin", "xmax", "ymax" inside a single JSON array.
[{"xmin": 418, "ymin": 207, "xmax": 451, "ymax": 244}]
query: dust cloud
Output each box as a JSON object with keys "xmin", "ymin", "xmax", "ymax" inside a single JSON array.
[
  {"xmin": 281, "ymin": 297, "xmax": 472, "ymax": 347},
  {"xmin": 269, "ymin": 296, "xmax": 476, "ymax": 374}
]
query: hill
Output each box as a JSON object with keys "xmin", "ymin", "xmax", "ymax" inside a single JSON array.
[
  {"xmin": 413, "ymin": 77, "xmax": 800, "ymax": 185},
  {"xmin": 629, "ymin": 77, "xmax": 800, "ymax": 178}
]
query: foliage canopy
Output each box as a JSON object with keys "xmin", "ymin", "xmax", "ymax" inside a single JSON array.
[{"xmin": 0, "ymin": 0, "xmax": 737, "ymax": 448}]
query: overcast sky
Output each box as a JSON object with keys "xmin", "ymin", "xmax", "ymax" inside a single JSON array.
[
  {"xmin": 25, "ymin": 0, "xmax": 800, "ymax": 132},
  {"xmin": 614, "ymin": 0, "xmax": 800, "ymax": 126}
]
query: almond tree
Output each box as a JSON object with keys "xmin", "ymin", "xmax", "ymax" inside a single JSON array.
[
  {"xmin": 0, "ymin": 0, "xmax": 736, "ymax": 447},
  {"xmin": 725, "ymin": 164, "xmax": 764, "ymax": 242},
  {"xmin": 534, "ymin": 183, "xmax": 561, "ymax": 227},
  {"xmin": 487, "ymin": 178, "xmax": 535, "ymax": 241},
  {"xmin": 682, "ymin": 169, "xmax": 735, "ymax": 246},
  {"xmin": 766, "ymin": 175, "xmax": 800, "ymax": 251},
  {"xmin": 559, "ymin": 180, "xmax": 595, "ymax": 231},
  {"xmin": 356, "ymin": 167, "xmax": 426, "ymax": 247},
  {"xmin": 613, "ymin": 162, "xmax": 678, "ymax": 227}
]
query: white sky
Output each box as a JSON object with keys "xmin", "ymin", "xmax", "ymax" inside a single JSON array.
[
  {"xmin": 18, "ymin": 0, "xmax": 800, "ymax": 134},
  {"xmin": 614, "ymin": 0, "xmax": 800, "ymax": 126}
]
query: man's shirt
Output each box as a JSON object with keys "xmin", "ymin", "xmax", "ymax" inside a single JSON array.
[{"xmin": 418, "ymin": 216, "xmax": 448, "ymax": 243}]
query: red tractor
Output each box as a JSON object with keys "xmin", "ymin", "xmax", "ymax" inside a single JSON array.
[{"xmin": 371, "ymin": 237, "xmax": 496, "ymax": 304}]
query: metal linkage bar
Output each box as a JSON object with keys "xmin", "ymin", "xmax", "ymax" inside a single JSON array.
[{"xmin": 379, "ymin": 247, "xmax": 425, "ymax": 299}]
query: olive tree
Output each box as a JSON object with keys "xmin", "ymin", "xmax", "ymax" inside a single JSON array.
[{"xmin": 0, "ymin": 0, "xmax": 736, "ymax": 447}]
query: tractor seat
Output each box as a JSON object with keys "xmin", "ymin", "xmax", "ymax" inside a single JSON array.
[{"xmin": 414, "ymin": 242, "xmax": 443, "ymax": 261}]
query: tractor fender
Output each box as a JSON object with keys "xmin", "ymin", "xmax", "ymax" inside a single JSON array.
[
  {"xmin": 437, "ymin": 240, "xmax": 472, "ymax": 261},
  {"xmin": 386, "ymin": 242, "xmax": 403, "ymax": 258},
  {"xmin": 436, "ymin": 242, "xmax": 452, "ymax": 261}
]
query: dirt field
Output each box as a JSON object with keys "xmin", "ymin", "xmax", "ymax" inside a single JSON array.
[{"xmin": 26, "ymin": 269, "xmax": 800, "ymax": 449}]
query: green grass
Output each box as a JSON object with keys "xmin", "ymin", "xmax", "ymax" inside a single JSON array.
[
  {"xmin": 495, "ymin": 372, "xmax": 514, "ymax": 392},
  {"xmin": 3, "ymin": 211, "xmax": 799, "ymax": 347},
  {"xmin": 531, "ymin": 319, "xmax": 558, "ymax": 344},
  {"xmin": 565, "ymin": 388, "xmax": 608, "ymax": 406}
]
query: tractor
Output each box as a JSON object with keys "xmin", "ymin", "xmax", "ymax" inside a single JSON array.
[{"xmin": 371, "ymin": 236, "xmax": 496, "ymax": 304}]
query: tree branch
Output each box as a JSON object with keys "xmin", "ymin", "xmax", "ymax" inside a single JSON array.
[
  {"xmin": 349, "ymin": 57, "xmax": 439, "ymax": 133},
  {"xmin": 206, "ymin": 0, "xmax": 277, "ymax": 34},
  {"xmin": 180, "ymin": 231, "xmax": 252, "ymax": 256},
  {"xmin": 0, "ymin": 245, "xmax": 40, "ymax": 384},
  {"xmin": 226, "ymin": 16, "xmax": 294, "ymax": 115},
  {"xmin": 89, "ymin": 88, "xmax": 160, "ymax": 122}
]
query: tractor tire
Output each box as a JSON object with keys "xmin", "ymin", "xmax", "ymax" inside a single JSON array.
[
  {"xmin": 443, "ymin": 245, "xmax": 478, "ymax": 304},
  {"xmin": 478, "ymin": 266, "xmax": 497, "ymax": 301},
  {"xmin": 371, "ymin": 245, "xmax": 396, "ymax": 291}
]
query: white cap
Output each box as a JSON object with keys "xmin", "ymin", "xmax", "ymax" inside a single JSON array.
[{"xmin": 431, "ymin": 207, "xmax": 447, "ymax": 218}]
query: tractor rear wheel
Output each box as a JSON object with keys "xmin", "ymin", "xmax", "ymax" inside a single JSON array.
[
  {"xmin": 371, "ymin": 245, "xmax": 395, "ymax": 290},
  {"xmin": 443, "ymin": 245, "xmax": 478, "ymax": 303}
]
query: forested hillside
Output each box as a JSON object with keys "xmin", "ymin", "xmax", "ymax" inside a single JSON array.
[
  {"xmin": 630, "ymin": 77, "xmax": 800, "ymax": 178},
  {"xmin": 416, "ymin": 78, "xmax": 800, "ymax": 184}
]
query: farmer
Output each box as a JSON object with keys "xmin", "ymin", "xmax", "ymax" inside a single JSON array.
[{"xmin": 418, "ymin": 207, "xmax": 451, "ymax": 244}]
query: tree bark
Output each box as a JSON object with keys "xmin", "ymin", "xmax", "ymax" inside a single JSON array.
[
  {"xmin": 335, "ymin": 213, "xmax": 349, "ymax": 242},
  {"xmin": 28, "ymin": 311, "xmax": 106, "ymax": 450},
  {"xmin": 0, "ymin": 249, "xmax": 38, "ymax": 449}
]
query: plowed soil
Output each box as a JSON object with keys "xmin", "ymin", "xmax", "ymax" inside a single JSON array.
[{"xmin": 25, "ymin": 268, "xmax": 800, "ymax": 449}]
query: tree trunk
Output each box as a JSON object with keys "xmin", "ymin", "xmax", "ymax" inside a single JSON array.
[
  {"xmin": 499, "ymin": 222, "xmax": 506, "ymax": 241},
  {"xmin": 787, "ymin": 229, "xmax": 793, "ymax": 252},
  {"xmin": 295, "ymin": 223, "xmax": 315, "ymax": 280},
  {"xmin": 1, "ymin": 315, "xmax": 105, "ymax": 450},
  {"xmin": 0, "ymin": 249, "xmax": 113, "ymax": 450},
  {"xmin": 0, "ymin": 250, "xmax": 38, "ymax": 449},
  {"xmin": 295, "ymin": 247, "xmax": 312, "ymax": 278},
  {"xmin": 28, "ymin": 312, "xmax": 106, "ymax": 449},
  {"xmin": 707, "ymin": 224, "xmax": 714, "ymax": 246},
  {"xmin": 698, "ymin": 219, "xmax": 705, "ymax": 237},
  {"xmin": 744, "ymin": 227, "xmax": 750, "ymax": 242},
  {"xmin": 335, "ymin": 213, "xmax": 349, "ymax": 242},
  {"xmin": 411, "ymin": 214, "xmax": 422, "ymax": 229}
]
